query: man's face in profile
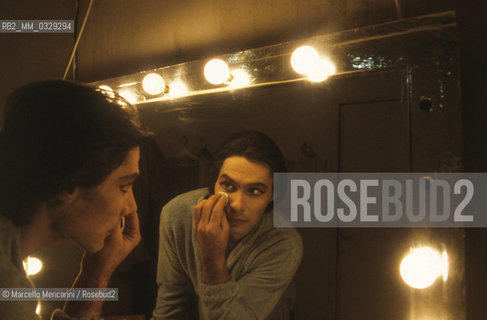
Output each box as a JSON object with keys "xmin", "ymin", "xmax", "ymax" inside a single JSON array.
[
  {"xmin": 54, "ymin": 147, "xmax": 140, "ymax": 252},
  {"xmin": 214, "ymin": 156, "xmax": 273, "ymax": 243}
]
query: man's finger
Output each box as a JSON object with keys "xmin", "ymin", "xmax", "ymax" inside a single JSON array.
[
  {"xmin": 194, "ymin": 201, "xmax": 203, "ymax": 226},
  {"xmin": 209, "ymin": 195, "xmax": 227, "ymax": 226},
  {"xmin": 200, "ymin": 194, "xmax": 221, "ymax": 225},
  {"xmin": 122, "ymin": 212, "xmax": 140, "ymax": 242}
]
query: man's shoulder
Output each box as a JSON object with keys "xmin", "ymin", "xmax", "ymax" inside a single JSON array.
[
  {"xmin": 160, "ymin": 188, "xmax": 209, "ymax": 224},
  {"xmin": 254, "ymin": 214, "xmax": 303, "ymax": 259},
  {"xmin": 0, "ymin": 217, "xmax": 34, "ymax": 289},
  {"xmin": 262, "ymin": 213, "xmax": 302, "ymax": 242},
  {"xmin": 0, "ymin": 243, "xmax": 38, "ymax": 320},
  {"xmin": 0, "ymin": 253, "xmax": 29, "ymax": 287}
]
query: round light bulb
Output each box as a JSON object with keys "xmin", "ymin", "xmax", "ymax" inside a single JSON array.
[
  {"xmin": 400, "ymin": 247, "xmax": 444, "ymax": 289},
  {"xmin": 204, "ymin": 59, "xmax": 230, "ymax": 85},
  {"xmin": 142, "ymin": 73, "xmax": 165, "ymax": 95},
  {"xmin": 169, "ymin": 81, "xmax": 189, "ymax": 98},
  {"xmin": 228, "ymin": 69, "xmax": 251, "ymax": 88},
  {"xmin": 291, "ymin": 45, "xmax": 319, "ymax": 75},
  {"xmin": 308, "ymin": 58, "xmax": 336, "ymax": 82},
  {"xmin": 23, "ymin": 256, "xmax": 43, "ymax": 276}
]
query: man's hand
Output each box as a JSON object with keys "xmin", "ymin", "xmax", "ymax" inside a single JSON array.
[
  {"xmin": 82, "ymin": 212, "xmax": 141, "ymax": 280},
  {"xmin": 194, "ymin": 194, "xmax": 230, "ymax": 284},
  {"xmin": 64, "ymin": 212, "xmax": 141, "ymax": 318}
]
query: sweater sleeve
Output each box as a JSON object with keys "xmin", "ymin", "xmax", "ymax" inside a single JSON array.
[
  {"xmin": 199, "ymin": 230, "xmax": 303, "ymax": 320},
  {"xmin": 152, "ymin": 197, "xmax": 195, "ymax": 320}
]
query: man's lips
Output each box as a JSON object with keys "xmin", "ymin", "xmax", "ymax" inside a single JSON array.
[{"xmin": 227, "ymin": 216, "xmax": 246, "ymax": 223}]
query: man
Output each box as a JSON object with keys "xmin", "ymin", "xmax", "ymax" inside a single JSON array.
[
  {"xmin": 0, "ymin": 81, "xmax": 150, "ymax": 319},
  {"xmin": 152, "ymin": 131, "xmax": 302, "ymax": 320}
]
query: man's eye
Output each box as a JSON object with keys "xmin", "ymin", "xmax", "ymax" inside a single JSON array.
[
  {"xmin": 120, "ymin": 184, "xmax": 131, "ymax": 193},
  {"xmin": 220, "ymin": 181, "xmax": 236, "ymax": 192},
  {"xmin": 248, "ymin": 188, "xmax": 264, "ymax": 196}
]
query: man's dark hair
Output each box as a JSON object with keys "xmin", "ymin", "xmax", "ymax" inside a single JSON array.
[
  {"xmin": 0, "ymin": 80, "xmax": 151, "ymax": 226},
  {"xmin": 208, "ymin": 130, "xmax": 287, "ymax": 196}
]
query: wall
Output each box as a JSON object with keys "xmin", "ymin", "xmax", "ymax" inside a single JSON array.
[
  {"xmin": 0, "ymin": 0, "xmax": 75, "ymax": 126},
  {"xmin": 75, "ymin": 0, "xmax": 455, "ymax": 81},
  {"xmin": 456, "ymin": 1, "xmax": 487, "ymax": 320}
]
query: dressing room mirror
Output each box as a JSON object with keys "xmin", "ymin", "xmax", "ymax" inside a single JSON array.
[
  {"xmin": 32, "ymin": 10, "xmax": 465, "ymax": 320},
  {"xmin": 95, "ymin": 10, "xmax": 464, "ymax": 320}
]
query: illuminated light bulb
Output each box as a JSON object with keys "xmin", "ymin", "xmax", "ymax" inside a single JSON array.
[
  {"xmin": 142, "ymin": 73, "xmax": 165, "ymax": 95},
  {"xmin": 118, "ymin": 89, "xmax": 137, "ymax": 104},
  {"xmin": 400, "ymin": 247, "xmax": 445, "ymax": 289},
  {"xmin": 308, "ymin": 58, "xmax": 336, "ymax": 83},
  {"xmin": 98, "ymin": 85, "xmax": 115, "ymax": 98},
  {"xmin": 23, "ymin": 256, "xmax": 43, "ymax": 276},
  {"xmin": 169, "ymin": 81, "xmax": 189, "ymax": 98},
  {"xmin": 228, "ymin": 69, "xmax": 251, "ymax": 88},
  {"xmin": 204, "ymin": 59, "xmax": 230, "ymax": 85},
  {"xmin": 291, "ymin": 45, "xmax": 319, "ymax": 75},
  {"xmin": 36, "ymin": 302, "xmax": 41, "ymax": 315}
]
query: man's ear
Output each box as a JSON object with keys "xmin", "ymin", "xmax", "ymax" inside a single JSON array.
[{"xmin": 48, "ymin": 187, "xmax": 80, "ymax": 208}]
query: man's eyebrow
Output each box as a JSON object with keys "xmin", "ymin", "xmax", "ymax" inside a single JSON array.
[
  {"xmin": 219, "ymin": 174, "xmax": 269, "ymax": 189},
  {"xmin": 220, "ymin": 174, "xmax": 237, "ymax": 184},
  {"xmin": 119, "ymin": 173, "xmax": 140, "ymax": 181},
  {"xmin": 247, "ymin": 182, "xmax": 269, "ymax": 189}
]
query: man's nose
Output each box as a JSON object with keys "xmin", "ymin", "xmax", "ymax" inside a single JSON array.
[
  {"xmin": 229, "ymin": 191, "xmax": 244, "ymax": 212},
  {"xmin": 123, "ymin": 189, "xmax": 138, "ymax": 215}
]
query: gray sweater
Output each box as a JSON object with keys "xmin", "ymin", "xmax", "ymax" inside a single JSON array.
[
  {"xmin": 0, "ymin": 215, "xmax": 79, "ymax": 320},
  {"xmin": 152, "ymin": 188, "xmax": 303, "ymax": 320}
]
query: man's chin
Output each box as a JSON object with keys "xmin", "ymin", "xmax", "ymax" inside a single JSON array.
[
  {"xmin": 79, "ymin": 238, "xmax": 105, "ymax": 253},
  {"xmin": 229, "ymin": 231, "xmax": 245, "ymax": 244}
]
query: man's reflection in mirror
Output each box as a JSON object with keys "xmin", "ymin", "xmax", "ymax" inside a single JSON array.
[{"xmin": 152, "ymin": 131, "xmax": 303, "ymax": 320}]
